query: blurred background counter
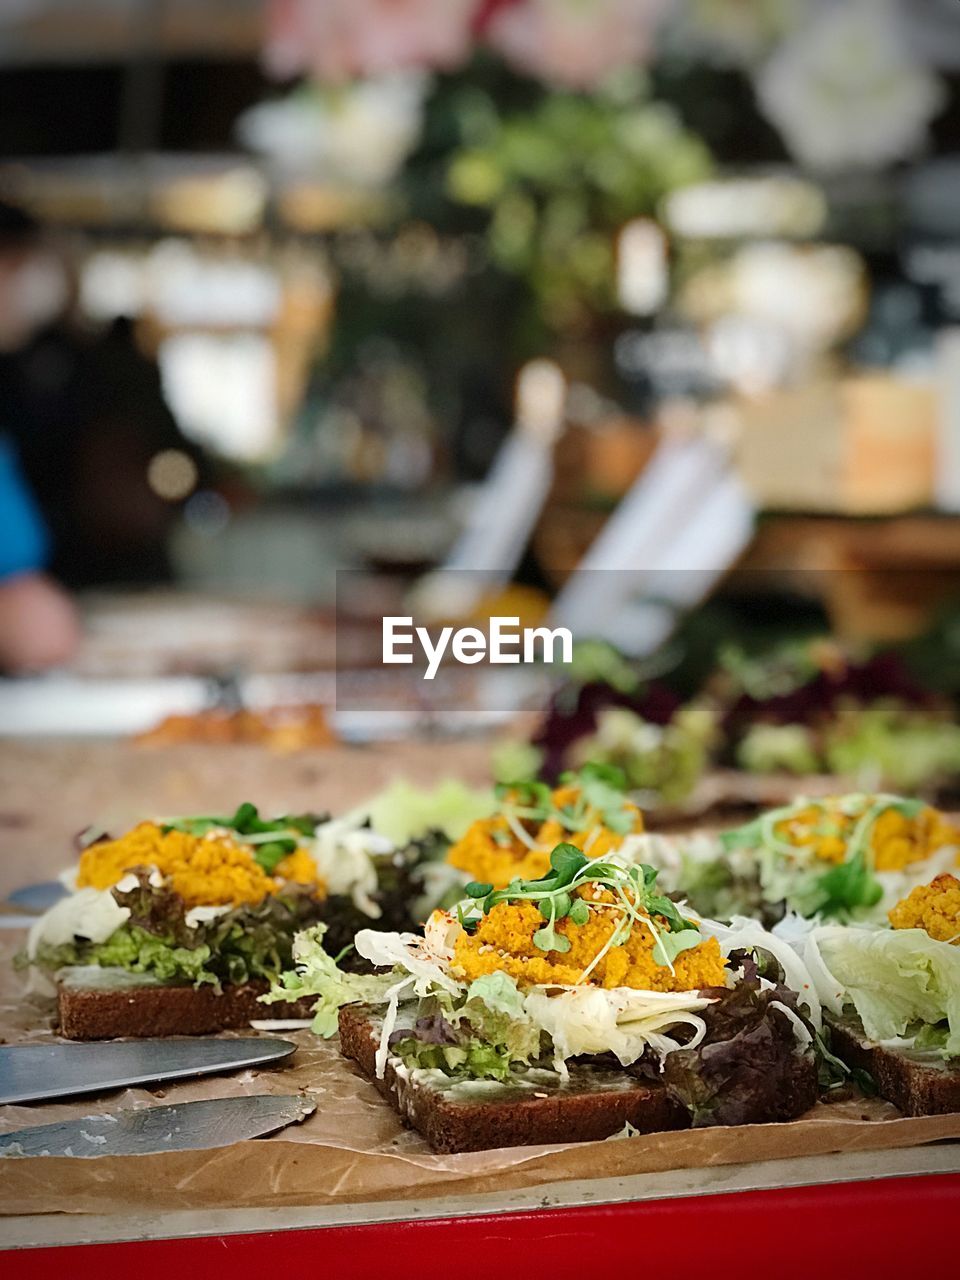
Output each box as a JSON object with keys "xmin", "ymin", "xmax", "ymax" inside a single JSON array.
[{"xmin": 1, "ymin": 1, "xmax": 960, "ymax": 745}]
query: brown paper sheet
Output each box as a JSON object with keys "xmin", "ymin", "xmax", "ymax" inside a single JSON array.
[{"xmin": 2, "ymin": 937, "xmax": 959, "ymax": 1218}]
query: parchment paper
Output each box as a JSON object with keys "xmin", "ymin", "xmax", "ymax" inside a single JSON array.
[
  {"xmin": 1, "ymin": 734, "xmax": 956, "ymax": 1219},
  {"xmin": 1, "ymin": 936, "xmax": 958, "ymax": 1219}
]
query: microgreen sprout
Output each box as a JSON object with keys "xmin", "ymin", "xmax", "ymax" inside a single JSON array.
[
  {"xmin": 491, "ymin": 764, "xmax": 637, "ymax": 852},
  {"xmin": 467, "ymin": 840, "xmax": 699, "ymax": 975}
]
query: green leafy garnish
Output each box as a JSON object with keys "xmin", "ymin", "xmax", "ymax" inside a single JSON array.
[
  {"xmin": 568, "ymin": 899, "xmax": 590, "ymax": 926},
  {"xmin": 651, "ymin": 928, "xmax": 702, "ymax": 968},
  {"xmin": 464, "ymin": 881, "xmax": 493, "ymax": 899},
  {"xmin": 533, "ymin": 923, "xmax": 572, "ymax": 954},
  {"xmin": 492, "ymin": 766, "xmax": 637, "ymax": 844},
  {"xmin": 539, "ymin": 891, "xmax": 572, "ymax": 920},
  {"xmin": 493, "ymin": 778, "xmax": 552, "ymax": 809},
  {"xmin": 546, "ymin": 842, "xmax": 589, "ymax": 882},
  {"xmin": 254, "ymin": 840, "xmax": 294, "ymax": 875},
  {"xmin": 814, "ymin": 850, "xmax": 883, "ymax": 917},
  {"xmin": 164, "ymin": 803, "xmax": 321, "ymax": 872},
  {"xmin": 720, "ymin": 794, "xmax": 933, "ymax": 919}
]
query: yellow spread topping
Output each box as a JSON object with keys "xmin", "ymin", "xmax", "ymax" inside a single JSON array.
[
  {"xmin": 889, "ymin": 873, "xmax": 960, "ymax": 944},
  {"xmin": 773, "ymin": 800, "xmax": 960, "ymax": 871},
  {"xmin": 273, "ymin": 847, "xmax": 321, "ymax": 886},
  {"xmin": 452, "ymin": 895, "xmax": 725, "ymax": 992},
  {"xmin": 77, "ymin": 821, "xmax": 322, "ymax": 908},
  {"xmin": 448, "ymin": 784, "xmax": 643, "ymax": 888}
]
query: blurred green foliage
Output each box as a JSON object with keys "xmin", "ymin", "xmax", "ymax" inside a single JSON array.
[{"xmin": 445, "ymin": 73, "xmax": 713, "ymax": 332}]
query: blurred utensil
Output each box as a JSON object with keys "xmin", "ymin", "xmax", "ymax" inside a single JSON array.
[
  {"xmin": 7, "ymin": 881, "xmax": 67, "ymax": 914},
  {"xmin": 0, "ymin": 1037, "xmax": 297, "ymax": 1106},
  {"xmin": 0, "ymin": 1093, "xmax": 315, "ymax": 1158}
]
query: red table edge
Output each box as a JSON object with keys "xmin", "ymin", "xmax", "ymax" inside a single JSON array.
[{"xmin": 8, "ymin": 1171, "xmax": 960, "ymax": 1279}]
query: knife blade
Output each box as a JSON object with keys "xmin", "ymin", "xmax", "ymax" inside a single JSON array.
[
  {"xmin": 0, "ymin": 1037, "xmax": 297, "ymax": 1105},
  {"xmin": 6, "ymin": 881, "xmax": 67, "ymax": 914},
  {"xmin": 0, "ymin": 1093, "xmax": 315, "ymax": 1158}
]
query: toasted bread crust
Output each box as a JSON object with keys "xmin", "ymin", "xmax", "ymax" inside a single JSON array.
[
  {"xmin": 57, "ymin": 981, "xmax": 316, "ymax": 1040},
  {"xmin": 828, "ymin": 1014, "xmax": 960, "ymax": 1116},
  {"xmin": 339, "ymin": 1003, "xmax": 688, "ymax": 1153}
]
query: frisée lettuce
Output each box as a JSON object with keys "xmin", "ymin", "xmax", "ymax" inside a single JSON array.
[{"xmin": 260, "ymin": 924, "xmax": 398, "ymax": 1035}]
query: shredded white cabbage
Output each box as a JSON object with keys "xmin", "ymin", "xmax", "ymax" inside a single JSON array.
[
  {"xmin": 375, "ymin": 976, "xmax": 416, "ymax": 1077},
  {"xmin": 184, "ymin": 904, "xmax": 231, "ymax": 929},
  {"xmin": 692, "ymin": 912, "xmax": 822, "ymax": 1030},
  {"xmin": 799, "ymin": 924, "xmax": 851, "ymax": 1014},
  {"xmin": 617, "ymin": 832, "xmax": 716, "ymax": 878},
  {"xmin": 412, "ymin": 859, "xmax": 469, "ymax": 921},
  {"xmin": 308, "ymin": 815, "xmax": 395, "ymax": 918},
  {"xmin": 522, "ymin": 986, "xmax": 713, "ymax": 1074},
  {"xmin": 769, "ymin": 999, "xmax": 813, "ymax": 1049},
  {"xmin": 355, "ymin": 920, "xmax": 461, "ymax": 998}
]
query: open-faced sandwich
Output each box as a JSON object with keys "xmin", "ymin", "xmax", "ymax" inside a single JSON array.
[
  {"xmin": 268, "ymin": 842, "xmax": 820, "ymax": 1152},
  {"xmin": 796, "ymin": 872, "xmax": 960, "ymax": 1116},
  {"xmin": 18, "ymin": 801, "xmax": 423, "ymax": 1039},
  {"xmin": 636, "ymin": 794, "xmax": 960, "ymax": 926}
]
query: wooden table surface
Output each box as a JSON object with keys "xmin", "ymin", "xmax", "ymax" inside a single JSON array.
[{"xmin": 0, "ymin": 738, "xmax": 493, "ymax": 899}]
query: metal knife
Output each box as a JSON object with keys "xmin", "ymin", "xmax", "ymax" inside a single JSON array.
[
  {"xmin": 0, "ymin": 1037, "xmax": 297, "ymax": 1105},
  {"xmin": 0, "ymin": 1093, "xmax": 315, "ymax": 1157},
  {"xmin": 5, "ymin": 881, "xmax": 67, "ymax": 915}
]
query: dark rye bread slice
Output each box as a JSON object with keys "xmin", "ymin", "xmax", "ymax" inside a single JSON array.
[
  {"xmin": 57, "ymin": 980, "xmax": 317, "ymax": 1040},
  {"xmin": 827, "ymin": 1013, "xmax": 960, "ymax": 1116},
  {"xmin": 339, "ymin": 1003, "xmax": 688, "ymax": 1153}
]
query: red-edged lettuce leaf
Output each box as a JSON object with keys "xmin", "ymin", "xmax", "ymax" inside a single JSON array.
[{"xmin": 660, "ymin": 980, "xmax": 815, "ymax": 1127}]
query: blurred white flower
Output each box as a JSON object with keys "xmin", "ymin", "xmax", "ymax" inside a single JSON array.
[
  {"xmin": 756, "ymin": 0, "xmax": 945, "ymax": 171},
  {"xmin": 683, "ymin": 241, "xmax": 867, "ymax": 353},
  {"xmin": 264, "ymin": 0, "xmax": 478, "ymax": 82},
  {"xmin": 485, "ymin": 0, "xmax": 673, "ymax": 90},
  {"xmin": 237, "ymin": 74, "xmax": 429, "ymax": 188}
]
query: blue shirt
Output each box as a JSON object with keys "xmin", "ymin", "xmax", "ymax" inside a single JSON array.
[{"xmin": 0, "ymin": 435, "xmax": 49, "ymax": 580}]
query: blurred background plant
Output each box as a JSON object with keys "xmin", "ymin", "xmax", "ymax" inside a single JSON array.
[
  {"xmin": 2, "ymin": 0, "xmax": 960, "ymax": 706},
  {"xmin": 446, "ymin": 73, "xmax": 712, "ymax": 337}
]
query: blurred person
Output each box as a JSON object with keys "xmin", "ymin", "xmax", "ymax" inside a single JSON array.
[
  {"xmin": 0, "ymin": 433, "xmax": 80, "ymax": 671},
  {"xmin": 0, "ymin": 203, "xmax": 80, "ymax": 670},
  {"xmin": 0, "ymin": 201, "xmax": 206, "ymax": 588}
]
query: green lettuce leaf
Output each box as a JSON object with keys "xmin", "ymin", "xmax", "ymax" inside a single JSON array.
[
  {"xmin": 819, "ymin": 927, "xmax": 960, "ymax": 1056},
  {"xmin": 385, "ymin": 973, "xmax": 541, "ymax": 1079},
  {"xmin": 390, "ymin": 1034, "xmax": 515, "ymax": 1081},
  {"xmin": 736, "ymin": 723, "xmax": 820, "ymax": 776},
  {"xmin": 464, "ymin": 971, "xmax": 525, "ymax": 1020},
  {"xmin": 29, "ymin": 926, "xmax": 217, "ymax": 987},
  {"xmin": 824, "ymin": 705, "xmax": 960, "ymax": 792},
  {"xmin": 460, "ymin": 972, "xmax": 541, "ymax": 1064},
  {"xmin": 652, "ymin": 927, "xmax": 702, "ymax": 968},
  {"xmin": 813, "ymin": 851, "xmax": 883, "ymax": 918},
  {"xmin": 363, "ymin": 780, "xmax": 496, "ymax": 845},
  {"xmin": 23, "ymin": 877, "xmax": 328, "ymax": 990}
]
